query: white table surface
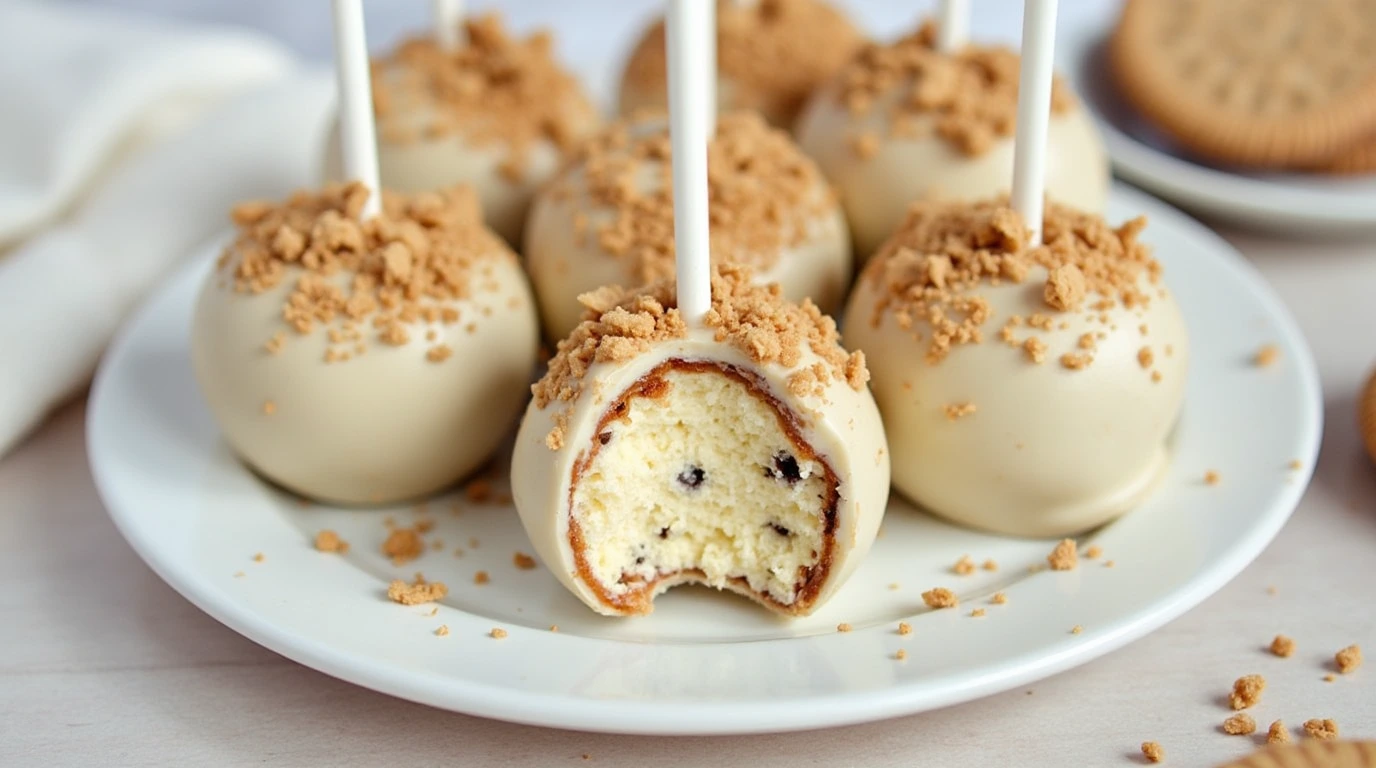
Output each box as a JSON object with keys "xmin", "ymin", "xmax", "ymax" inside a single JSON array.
[{"xmin": 6, "ymin": 1, "xmax": 1375, "ymax": 766}]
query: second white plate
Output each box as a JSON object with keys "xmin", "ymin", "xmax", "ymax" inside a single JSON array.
[{"xmin": 88, "ymin": 185, "xmax": 1321, "ymax": 735}]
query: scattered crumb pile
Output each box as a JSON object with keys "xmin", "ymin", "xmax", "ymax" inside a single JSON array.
[
  {"xmin": 221, "ymin": 182, "xmax": 510, "ymax": 363},
  {"xmin": 833, "ymin": 21, "xmax": 1075, "ymax": 156},
  {"xmin": 859, "ymin": 198, "xmax": 1163, "ymax": 373},
  {"xmin": 531, "ymin": 265, "xmax": 868, "ymax": 450},
  {"xmin": 623, "ymin": 0, "xmax": 863, "ymax": 122},
  {"xmin": 372, "ymin": 13, "xmax": 592, "ymax": 175},
  {"xmin": 555, "ymin": 112, "xmax": 833, "ymax": 284},
  {"xmin": 387, "ymin": 574, "xmax": 448, "ymax": 605}
]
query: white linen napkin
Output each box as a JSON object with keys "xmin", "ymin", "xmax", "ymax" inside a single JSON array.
[{"xmin": 0, "ymin": 0, "xmax": 335, "ymax": 455}]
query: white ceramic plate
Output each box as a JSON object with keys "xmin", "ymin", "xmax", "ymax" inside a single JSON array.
[
  {"xmin": 1063, "ymin": 29, "xmax": 1376, "ymax": 235},
  {"xmin": 88, "ymin": 185, "xmax": 1321, "ymax": 735}
]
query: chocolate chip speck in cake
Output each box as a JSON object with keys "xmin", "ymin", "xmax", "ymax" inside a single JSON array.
[{"xmin": 532, "ymin": 265, "xmax": 867, "ymax": 450}]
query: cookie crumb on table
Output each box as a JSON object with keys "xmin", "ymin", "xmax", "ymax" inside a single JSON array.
[
  {"xmin": 435, "ymin": 625, "xmax": 449, "ymax": 637},
  {"xmin": 314, "ymin": 530, "xmax": 349, "ymax": 554},
  {"xmin": 970, "ymin": 608, "xmax": 986, "ymax": 618},
  {"xmin": 1223, "ymin": 713, "xmax": 1257, "ymax": 736},
  {"xmin": 1255, "ymin": 344, "xmax": 1280, "ymax": 367},
  {"xmin": 465, "ymin": 478, "xmax": 493, "ymax": 503},
  {"xmin": 1324, "ymin": 674, "xmax": 1337, "ymax": 683},
  {"xmin": 944, "ymin": 402, "xmax": 977, "ymax": 421},
  {"xmin": 382, "ymin": 527, "xmax": 424, "ymax": 565},
  {"xmin": 1267, "ymin": 720, "xmax": 1290, "ymax": 745},
  {"xmin": 474, "ymin": 570, "xmax": 490, "ymax": 585},
  {"xmin": 894, "ymin": 648, "xmax": 908, "ymax": 661},
  {"xmin": 982, "ymin": 558, "xmax": 998, "ymax": 571},
  {"xmin": 387, "ymin": 576, "xmax": 448, "ymax": 606},
  {"xmin": 1302, "ymin": 719, "xmax": 1338, "ymax": 740},
  {"xmin": 262, "ymin": 400, "xmax": 276, "ymax": 415},
  {"xmin": 549, "ymin": 625, "xmax": 559, "ymax": 632},
  {"xmin": 1230, "ymin": 675, "xmax": 1266, "ymax": 710},
  {"xmin": 952, "ymin": 555, "xmax": 976, "ymax": 575},
  {"xmin": 1141, "ymin": 741, "xmax": 1164, "ymax": 763},
  {"xmin": 513, "ymin": 552, "xmax": 538, "ymax": 570},
  {"xmin": 1336, "ymin": 645, "xmax": 1362, "ymax": 674},
  {"xmin": 922, "ymin": 587, "xmax": 958, "ymax": 609},
  {"xmin": 490, "ymin": 627, "xmax": 508, "ymax": 640},
  {"xmin": 1288, "ymin": 459, "xmax": 1303, "ymax": 470},
  {"xmin": 252, "ymin": 552, "xmax": 265, "ymax": 563},
  {"xmin": 991, "ymin": 592, "xmax": 1008, "ymax": 605},
  {"xmin": 898, "ymin": 622, "xmax": 912, "ymax": 636},
  {"xmin": 1047, "ymin": 538, "xmax": 1078, "ymax": 571},
  {"xmin": 837, "ymin": 623, "xmax": 853, "ymax": 633},
  {"xmin": 1204, "ymin": 470, "xmax": 1221, "ymax": 485},
  {"xmin": 1270, "ymin": 635, "xmax": 1296, "ymax": 658}
]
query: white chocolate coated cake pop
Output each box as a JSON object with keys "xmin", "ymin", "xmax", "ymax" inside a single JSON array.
[
  {"xmin": 192, "ymin": 183, "xmax": 539, "ymax": 505},
  {"xmin": 796, "ymin": 24, "xmax": 1110, "ymax": 259},
  {"xmin": 841, "ymin": 199, "xmax": 1187, "ymax": 537},
  {"xmin": 524, "ymin": 112, "xmax": 852, "ymax": 341},
  {"xmin": 617, "ymin": 0, "xmax": 865, "ymax": 128},
  {"xmin": 324, "ymin": 14, "xmax": 600, "ymax": 245},
  {"xmin": 512, "ymin": 267, "xmax": 889, "ymax": 616}
]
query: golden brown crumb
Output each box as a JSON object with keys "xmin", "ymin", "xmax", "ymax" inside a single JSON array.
[
  {"xmin": 233, "ymin": 571, "xmax": 245, "ymax": 578},
  {"xmin": 1288, "ymin": 459, "xmax": 1303, "ymax": 470},
  {"xmin": 837, "ymin": 623, "xmax": 853, "ymax": 633},
  {"xmin": 474, "ymin": 570, "xmax": 490, "ymax": 585},
  {"xmin": 1104, "ymin": 560, "xmax": 1116, "ymax": 568},
  {"xmin": 382, "ymin": 527, "xmax": 424, "ymax": 566},
  {"xmin": 1270, "ymin": 635, "xmax": 1296, "ymax": 658},
  {"xmin": 850, "ymin": 132, "xmax": 881, "ymax": 159},
  {"xmin": 513, "ymin": 552, "xmax": 538, "ymax": 570},
  {"xmin": 1140, "ymin": 741, "xmax": 1164, "ymax": 763},
  {"xmin": 859, "ymin": 200, "xmax": 1159, "ymax": 367},
  {"xmin": 944, "ymin": 402, "xmax": 977, "ymax": 421},
  {"xmin": 1303, "ymin": 719, "xmax": 1338, "ymax": 740},
  {"xmin": 1204, "ymin": 470, "xmax": 1221, "ymax": 485},
  {"xmin": 981, "ymin": 559, "xmax": 998, "ymax": 572},
  {"xmin": 1071, "ymin": 625, "xmax": 1084, "ymax": 635},
  {"xmin": 894, "ymin": 648, "xmax": 908, "ymax": 660},
  {"xmin": 262, "ymin": 400, "xmax": 277, "ymax": 415},
  {"xmin": 991, "ymin": 592, "xmax": 1008, "ymax": 605},
  {"xmin": 490, "ymin": 627, "xmax": 508, "ymax": 640},
  {"xmin": 1267, "ymin": 720, "xmax": 1290, "ymax": 744},
  {"xmin": 1325, "ymin": 674, "xmax": 1337, "ymax": 682},
  {"xmin": 922, "ymin": 587, "xmax": 959, "ymax": 609},
  {"xmin": 831, "ymin": 22, "xmax": 1074, "ymax": 157},
  {"xmin": 386, "ymin": 576, "xmax": 448, "ymax": 606},
  {"xmin": 1083, "ymin": 545, "xmax": 1103, "ymax": 560},
  {"xmin": 219, "ymin": 184, "xmax": 513, "ymax": 355},
  {"xmin": 1137, "ymin": 346, "xmax": 1154, "ymax": 369},
  {"xmin": 1222, "ymin": 713, "xmax": 1256, "ymax": 736},
  {"xmin": 427, "ymin": 606, "xmax": 438, "ymax": 617},
  {"xmin": 887, "ymin": 582, "xmax": 900, "ymax": 591},
  {"xmin": 1266, "ymin": 586, "xmax": 1278, "ymax": 595},
  {"xmin": 252, "ymin": 552, "xmax": 265, "ymax": 563},
  {"xmin": 1047, "ymin": 538, "xmax": 1078, "ymax": 571},
  {"xmin": 952, "ymin": 555, "xmax": 976, "ymax": 575},
  {"xmin": 1044, "ymin": 264, "xmax": 1087, "ymax": 311},
  {"xmin": 1230, "ymin": 674, "xmax": 1266, "ymax": 710},
  {"xmin": 468, "ymin": 537, "xmax": 481, "ymax": 549},
  {"xmin": 464, "ymin": 478, "xmax": 493, "ymax": 503},
  {"xmin": 549, "ymin": 625, "xmax": 559, "ymax": 632},
  {"xmin": 414, "ymin": 518, "xmax": 435, "ymax": 534},
  {"xmin": 314, "ymin": 530, "xmax": 349, "ymax": 554},
  {"xmin": 533, "ymin": 265, "xmax": 867, "ymax": 448},
  {"xmin": 426, "ymin": 345, "xmax": 453, "ymax": 363},
  {"xmin": 435, "ymin": 625, "xmax": 449, "ymax": 637},
  {"xmin": 372, "ymin": 14, "xmax": 594, "ymax": 167},
  {"xmin": 1335, "ymin": 644, "xmax": 1362, "ymax": 674},
  {"xmin": 1255, "ymin": 344, "xmax": 1281, "ymax": 367},
  {"xmin": 898, "ymin": 622, "xmax": 912, "ymax": 636},
  {"xmin": 970, "ymin": 608, "xmax": 986, "ymax": 618}
]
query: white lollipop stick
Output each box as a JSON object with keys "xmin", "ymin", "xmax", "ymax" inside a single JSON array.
[
  {"xmin": 433, "ymin": 0, "xmax": 462, "ymax": 50},
  {"xmin": 706, "ymin": 0, "xmax": 718, "ymax": 129},
  {"xmin": 666, "ymin": 0, "xmax": 713, "ymax": 326},
  {"xmin": 936, "ymin": 0, "xmax": 969, "ymax": 52},
  {"xmin": 332, "ymin": 0, "xmax": 381, "ymax": 220},
  {"xmin": 1010, "ymin": 0, "xmax": 1058, "ymax": 246}
]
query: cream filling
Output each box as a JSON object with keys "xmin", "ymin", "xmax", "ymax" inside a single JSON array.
[{"xmin": 570, "ymin": 365, "xmax": 832, "ymax": 607}]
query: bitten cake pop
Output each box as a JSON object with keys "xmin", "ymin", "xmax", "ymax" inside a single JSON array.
[
  {"xmin": 324, "ymin": 13, "xmax": 600, "ymax": 245},
  {"xmin": 194, "ymin": 1, "xmax": 539, "ymax": 505},
  {"xmin": 524, "ymin": 111, "xmax": 852, "ymax": 340},
  {"xmin": 512, "ymin": 268, "xmax": 888, "ymax": 616},
  {"xmin": 192, "ymin": 184, "xmax": 539, "ymax": 505},
  {"xmin": 512, "ymin": 0, "xmax": 888, "ymax": 617},
  {"xmin": 841, "ymin": 0, "xmax": 1186, "ymax": 538},
  {"xmin": 617, "ymin": 0, "xmax": 865, "ymax": 128},
  {"xmin": 796, "ymin": 21, "xmax": 1110, "ymax": 259}
]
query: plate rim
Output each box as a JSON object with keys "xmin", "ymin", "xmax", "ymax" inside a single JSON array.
[{"xmin": 86, "ymin": 184, "xmax": 1324, "ymax": 734}]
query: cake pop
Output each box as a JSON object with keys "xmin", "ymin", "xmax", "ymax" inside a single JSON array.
[
  {"xmin": 324, "ymin": 13, "xmax": 600, "ymax": 245},
  {"xmin": 512, "ymin": 0, "xmax": 888, "ymax": 617},
  {"xmin": 840, "ymin": 0, "xmax": 1186, "ymax": 537},
  {"xmin": 524, "ymin": 111, "xmax": 852, "ymax": 340},
  {"xmin": 194, "ymin": 1, "xmax": 539, "ymax": 506},
  {"xmin": 796, "ymin": 21, "xmax": 1110, "ymax": 259},
  {"xmin": 617, "ymin": 0, "xmax": 864, "ymax": 129}
]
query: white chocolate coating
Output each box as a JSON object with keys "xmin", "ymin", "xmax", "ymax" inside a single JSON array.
[
  {"xmin": 524, "ymin": 118, "xmax": 852, "ymax": 341},
  {"xmin": 323, "ymin": 64, "xmax": 599, "ymax": 246},
  {"xmin": 511, "ymin": 328, "xmax": 890, "ymax": 616},
  {"xmin": 842, "ymin": 269, "xmax": 1188, "ymax": 537},
  {"xmin": 192, "ymin": 253, "xmax": 539, "ymax": 506},
  {"xmin": 796, "ymin": 87, "xmax": 1111, "ymax": 260}
]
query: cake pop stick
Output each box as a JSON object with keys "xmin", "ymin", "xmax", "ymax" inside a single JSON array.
[
  {"xmin": 665, "ymin": 0, "xmax": 713, "ymax": 326},
  {"xmin": 936, "ymin": 0, "xmax": 969, "ymax": 52},
  {"xmin": 331, "ymin": 0, "xmax": 381, "ymax": 220},
  {"xmin": 1010, "ymin": 0, "xmax": 1058, "ymax": 245},
  {"xmin": 433, "ymin": 0, "xmax": 462, "ymax": 50}
]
